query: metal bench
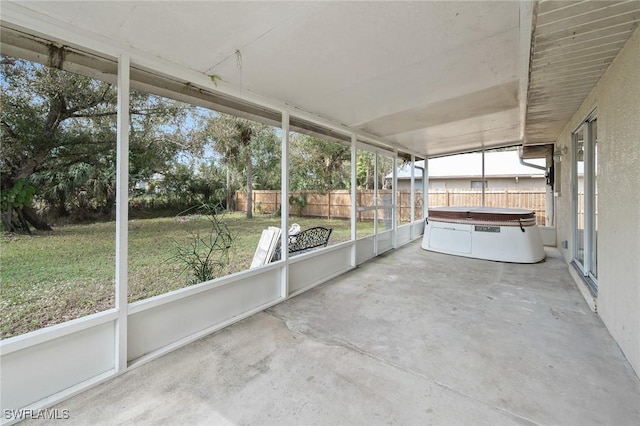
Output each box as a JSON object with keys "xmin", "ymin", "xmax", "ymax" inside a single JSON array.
[{"xmin": 271, "ymin": 226, "xmax": 332, "ymax": 261}]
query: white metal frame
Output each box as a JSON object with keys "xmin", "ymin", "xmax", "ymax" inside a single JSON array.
[
  {"xmin": 352, "ymin": 143, "xmax": 414, "ymax": 262},
  {"xmin": 280, "ymin": 111, "xmax": 290, "ymax": 298},
  {"xmin": 115, "ymin": 54, "xmax": 130, "ymax": 374}
]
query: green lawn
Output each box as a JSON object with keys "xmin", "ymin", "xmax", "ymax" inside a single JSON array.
[{"xmin": 1, "ymin": 213, "xmax": 369, "ymax": 339}]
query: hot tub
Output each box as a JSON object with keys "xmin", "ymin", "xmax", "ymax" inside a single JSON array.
[{"xmin": 422, "ymin": 206, "xmax": 545, "ymax": 263}]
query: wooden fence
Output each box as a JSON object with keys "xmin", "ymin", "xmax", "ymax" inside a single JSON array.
[{"xmin": 234, "ymin": 189, "xmax": 547, "ymax": 225}]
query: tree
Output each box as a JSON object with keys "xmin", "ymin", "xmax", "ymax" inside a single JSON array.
[
  {"xmin": 357, "ymin": 151, "xmax": 375, "ymax": 190},
  {"xmin": 355, "ymin": 151, "xmax": 393, "ymax": 190},
  {"xmin": 201, "ymin": 114, "xmax": 280, "ymax": 219},
  {"xmin": 1, "ymin": 54, "xmax": 191, "ymax": 230},
  {"xmin": 289, "ymin": 134, "xmax": 350, "ymax": 192},
  {"xmin": 163, "ymin": 161, "xmax": 227, "ymax": 206}
]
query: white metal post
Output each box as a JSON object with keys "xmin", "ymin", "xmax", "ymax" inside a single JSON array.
[
  {"xmin": 583, "ymin": 122, "xmax": 593, "ymax": 276},
  {"xmin": 481, "ymin": 148, "xmax": 486, "ymax": 206},
  {"xmin": 280, "ymin": 111, "xmax": 290, "ymax": 297},
  {"xmin": 373, "ymin": 152, "xmax": 379, "ymax": 255},
  {"xmin": 115, "ymin": 55, "xmax": 130, "ymax": 372},
  {"xmin": 350, "ymin": 134, "xmax": 357, "ymax": 266},
  {"xmin": 410, "ymin": 154, "xmax": 415, "ymax": 223},
  {"xmin": 572, "ymin": 132, "xmax": 579, "ymax": 263},
  {"xmin": 392, "ymin": 152, "xmax": 398, "ymax": 248},
  {"xmin": 423, "ymin": 158, "xmax": 428, "ymax": 220}
]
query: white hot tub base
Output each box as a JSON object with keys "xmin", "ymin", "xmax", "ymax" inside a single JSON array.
[{"xmin": 421, "ymin": 207, "xmax": 545, "ymax": 263}]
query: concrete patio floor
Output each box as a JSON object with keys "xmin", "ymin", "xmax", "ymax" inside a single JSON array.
[{"xmin": 26, "ymin": 241, "xmax": 640, "ymax": 425}]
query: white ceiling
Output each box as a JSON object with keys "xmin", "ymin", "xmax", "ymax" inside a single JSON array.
[{"xmin": 3, "ymin": 1, "xmax": 635, "ymax": 157}]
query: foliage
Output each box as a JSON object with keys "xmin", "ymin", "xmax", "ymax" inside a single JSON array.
[
  {"xmin": 162, "ymin": 161, "xmax": 227, "ymax": 207},
  {"xmin": 30, "ymin": 161, "xmax": 117, "ymax": 221},
  {"xmin": 288, "ymin": 193, "xmax": 308, "ymax": 216},
  {"xmin": 356, "ymin": 150, "xmax": 375, "ymax": 189},
  {"xmin": 378, "ymin": 155, "xmax": 395, "ymax": 190},
  {"xmin": 356, "ymin": 150, "xmax": 394, "ymax": 190},
  {"xmin": 198, "ymin": 114, "xmax": 281, "ymax": 218},
  {"xmin": 202, "ymin": 114, "xmax": 282, "ymax": 189},
  {"xmin": 0, "ymin": 178, "xmax": 36, "ymax": 212},
  {"xmin": 129, "ymin": 194, "xmax": 195, "ymax": 218},
  {"xmin": 289, "ymin": 134, "xmax": 350, "ymax": 192},
  {"xmin": 0, "ymin": 55, "xmax": 193, "ymax": 229},
  {"xmin": 0, "ymin": 178, "xmax": 36, "ymax": 231},
  {"xmin": 168, "ymin": 204, "xmax": 234, "ymax": 285}
]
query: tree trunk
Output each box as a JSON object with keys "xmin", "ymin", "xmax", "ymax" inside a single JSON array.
[
  {"xmin": 21, "ymin": 205, "xmax": 53, "ymax": 231},
  {"xmin": 56, "ymin": 191, "xmax": 68, "ymax": 217},
  {"xmin": 246, "ymin": 153, "xmax": 253, "ymax": 219},
  {"xmin": 1, "ymin": 211, "xmax": 15, "ymax": 232},
  {"xmin": 17, "ymin": 209, "xmax": 32, "ymax": 235}
]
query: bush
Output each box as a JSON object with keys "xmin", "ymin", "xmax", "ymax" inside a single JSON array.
[
  {"xmin": 288, "ymin": 193, "xmax": 307, "ymax": 216},
  {"xmin": 168, "ymin": 204, "xmax": 233, "ymax": 285}
]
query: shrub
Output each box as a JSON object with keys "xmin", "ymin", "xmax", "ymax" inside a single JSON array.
[
  {"xmin": 168, "ymin": 203, "xmax": 233, "ymax": 285},
  {"xmin": 288, "ymin": 193, "xmax": 307, "ymax": 216}
]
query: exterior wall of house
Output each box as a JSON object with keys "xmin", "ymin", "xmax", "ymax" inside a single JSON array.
[
  {"xmin": 555, "ymin": 27, "xmax": 640, "ymax": 375},
  {"xmin": 396, "ymin": 177, "xmax": 545, "ymax": 191}
]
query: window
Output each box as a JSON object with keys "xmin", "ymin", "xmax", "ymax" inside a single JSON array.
[
  {"xmin": 128, "ymin": 106, "xmax": 283, "ymax": 299},
  {"xmin": 288, "ymin": 132, "xmax": 352, "ymax": 247},
  {"xmin": 470, "ymin": 180, "xmax": 488, "ymax": 189},
  {"xmin": 0, "ymin": 55, "xmax": 117, "ymax": 338}
]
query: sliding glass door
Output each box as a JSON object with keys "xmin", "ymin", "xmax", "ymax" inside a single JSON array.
[{"xmin": 573, "ymin": 113, "xmax": 598, "ymax": 292}]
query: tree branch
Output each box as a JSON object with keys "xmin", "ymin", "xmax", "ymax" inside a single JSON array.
[
  {"xmin": 71, "ymin": 111, "xmax": 117, "ymax": 119},
  {"xmin": 65, "ymin": 85, "xmax": 113, "ymax": 117},
  {"xmin": 1, "ymin": 120, "xmax": 18, "ymax": 138}
]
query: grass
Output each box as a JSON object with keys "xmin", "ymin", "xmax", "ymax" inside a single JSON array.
[{"xmin": 1, "ymin": 212, "xmax": 371, "ymax": 339}]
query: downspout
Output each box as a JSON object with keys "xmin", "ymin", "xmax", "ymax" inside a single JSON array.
[
  {"xmin": 518, "ymin": 153, "xmax": 546, "ymax": 171},
  {"xmin": 518, "ymin": 146, "xmax": 554, "ymax": 227}
]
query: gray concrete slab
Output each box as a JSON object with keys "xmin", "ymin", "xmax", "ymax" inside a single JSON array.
[{"xmin": 25, "ymin": 242, "xmax": 640, "ymax": 425}]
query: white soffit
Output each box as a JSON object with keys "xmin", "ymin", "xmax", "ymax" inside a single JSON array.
[
  {"xmin": 2, "ymin": 1, "xmax": 525, "ymax": 157},
  {"xmin": 526, "ymin": 0, "xmax": 640, "ymax": 144}
]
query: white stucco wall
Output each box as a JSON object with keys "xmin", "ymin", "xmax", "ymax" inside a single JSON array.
[{"xmin": 555, "ymin": 27, "xmax": 640, "ymax": 375}]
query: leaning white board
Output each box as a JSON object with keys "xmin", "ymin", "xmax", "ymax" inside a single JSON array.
[{"xmin": 250, "ymin": 227, "xmax": 281, "ymax": 268}]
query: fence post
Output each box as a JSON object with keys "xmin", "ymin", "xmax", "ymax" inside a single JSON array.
[
  {"xmin": 278, "ymin": 191, "xmax": 282, "ymax": 214},
  {"xmin": 327, "ymin": 191, "xmax": 331, "ymax": 219}
]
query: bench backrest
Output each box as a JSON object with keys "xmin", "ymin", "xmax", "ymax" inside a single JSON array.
[{"xmin": 288, "ymin": 226, "xmax": 332, "ymax": 254}]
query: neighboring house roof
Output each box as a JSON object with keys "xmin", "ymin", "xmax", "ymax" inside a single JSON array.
[{"xmin": 392, "ymin": 151, "xmax": 546, "ymax": 179}]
